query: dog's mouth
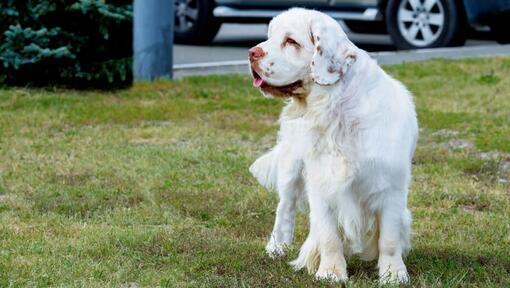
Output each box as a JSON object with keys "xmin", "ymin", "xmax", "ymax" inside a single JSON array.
[
  {"xmin": 251, "ymin": 69, "xmax": 303, "ymax": 94},
  {"xmin": 252, "ymin": 69, "xmax": 265, "ymax": 88}
]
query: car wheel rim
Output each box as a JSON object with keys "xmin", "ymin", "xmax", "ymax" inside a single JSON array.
[
  {"xmin": 397, "ymin": 0, "xmax": 445, "ymax": 47},
  {"xmin": 175, "ymin": 0, "xmax": 199, "ymax": 33}
]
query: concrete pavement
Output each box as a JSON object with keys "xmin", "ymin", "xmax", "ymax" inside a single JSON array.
[
  {"xmin": 173, "ymin": 44, "xmax": 510, "ymax": 78},
  {"xmin": 173, "ymin": 23, "xmax": 508, "ymax": 78}
]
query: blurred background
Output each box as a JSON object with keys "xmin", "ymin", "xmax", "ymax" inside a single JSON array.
[
  {"xmin": 1, "ymin": 0, "xmax": 509, "ymax": 87},
  {"xmin": 173, "ymin": 0, "xmax": 510, "ymax": 64}
]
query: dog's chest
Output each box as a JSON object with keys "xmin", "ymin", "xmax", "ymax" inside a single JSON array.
[
  {"xmin": 306, "ymin": 132, "xmax": 352, "ymax": 189},
  {"xmin": 279, "ymin": 119, "xmax": 353, "ymax": 185}
]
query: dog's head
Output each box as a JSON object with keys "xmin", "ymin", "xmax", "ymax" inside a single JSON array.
[{"xmin": 249, "ymin": 8, "xmax": 358, "ymax": 98}]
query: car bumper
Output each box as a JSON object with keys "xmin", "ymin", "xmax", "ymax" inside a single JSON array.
[{"xmin": 464, "ymin": 0, "xmax": 510, "ymax": 24}]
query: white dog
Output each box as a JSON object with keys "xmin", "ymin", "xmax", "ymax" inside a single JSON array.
[{"xmin": 248, "ymin": 8, "xmax": 418, "ymax": 284}]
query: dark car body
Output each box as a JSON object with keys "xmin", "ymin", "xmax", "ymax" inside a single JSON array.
[{"xmin": 175, "ymin": 0, "xmax": 510, "ymax": 48}]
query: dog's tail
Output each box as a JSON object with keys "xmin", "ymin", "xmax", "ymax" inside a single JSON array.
[{"xmin": 249, "ymin": 148, "xmax": 279, "ymax": 191}]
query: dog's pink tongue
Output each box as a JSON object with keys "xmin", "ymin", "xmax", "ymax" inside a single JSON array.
[{"xmin": 253, "ymin": 77, "xmax": 264, "ymax": 87}]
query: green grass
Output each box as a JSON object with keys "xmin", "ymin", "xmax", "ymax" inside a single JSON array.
[{"xmin": 1, "ymin": 57, "xmax": 509, "ymax": 287}]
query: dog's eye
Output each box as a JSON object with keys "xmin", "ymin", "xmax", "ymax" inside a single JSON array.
[{"xmin": 284, "ymin": 37, "xmax": 300, "ymax": 48}]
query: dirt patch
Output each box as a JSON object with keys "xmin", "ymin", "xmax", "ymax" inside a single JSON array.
[
  {"xmin": 432, "ymin": 129, "xmax": 461, "ymax": 137},
  {"xmin": 446, "ymin": 139, "xmax": 473, "ymax": 150},
  {"xmin": 498, "ymin": 160, "xmax": 510, "ymax": 183}
]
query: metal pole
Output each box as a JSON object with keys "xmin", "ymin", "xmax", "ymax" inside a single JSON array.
[{"xmin": 133, "ymin": 0, "xmax": 174, "ymax": 80}]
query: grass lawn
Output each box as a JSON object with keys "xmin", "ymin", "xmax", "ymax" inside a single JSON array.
[{"xmin": 1, "ymin": 57, "xmax": 509, "ymax": 287}]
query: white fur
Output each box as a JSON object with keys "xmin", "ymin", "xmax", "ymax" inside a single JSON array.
[{"xmin": 249, "ymin": 8, "xmax": 418, "ymax": 284}]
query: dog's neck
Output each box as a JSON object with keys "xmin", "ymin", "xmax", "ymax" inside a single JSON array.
[
  {"xmin": 278, "ymin": 50, "xmax": 382, "ymax": 160},
  {"xmin": 280, "ymin": 50, "xmax": 381, "ymax": 128},
  {"xmin": 304, "ymin": 51, "xmax": 377, "ymax": 119}
]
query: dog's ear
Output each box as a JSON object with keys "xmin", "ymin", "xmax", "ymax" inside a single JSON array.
[{"xmin": 309, "ymin": 17, "xmax": 357, "ymax": 86}]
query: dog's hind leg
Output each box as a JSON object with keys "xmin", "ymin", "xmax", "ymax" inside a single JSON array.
[{"xmin": 377, "ymin": 194, "xmax": 411, "ymax": 284}]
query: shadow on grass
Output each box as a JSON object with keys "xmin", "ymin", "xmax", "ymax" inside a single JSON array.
[
  {"xmin": 405, "ymin": 248, "xmax": 510, "ymax": 285},
  {"xmin": 170, "ymin": 231, "xmax": 510, "ymax": 287}
]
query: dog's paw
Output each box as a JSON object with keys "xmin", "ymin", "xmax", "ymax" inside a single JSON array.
[
  {"xmin": 265, "ymin": 240, "xmax": 288, "ymax": 259},
  {"xmin": 379, "ymin": 268, "xmax": 409, "ymax": 285},
  {"xmin": 315, "ymin": 267, "xmax": 348, "ymax": 282}
]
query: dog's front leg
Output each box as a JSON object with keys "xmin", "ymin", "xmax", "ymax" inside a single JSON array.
[
  {"xmin": 291, "ymin": 189, "xmax": 347, "ymax": 281},
  {"xmin": 311, "ymin": 194, "xmax": 348, "ymax": 281},
  {"xmin": 291, "ymin": 154, "xmax": 350, "ymax": 281},
  {"xmin": 265, "ymin": 154, "xmax": 304, "ymax": 258},
  {"xmin": 250, "ymin": 145, "xmax": 304, "ymax": 258}
]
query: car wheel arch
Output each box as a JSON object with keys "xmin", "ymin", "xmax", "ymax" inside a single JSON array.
[
  {"xmin": 378, "ymin": 0, "xmax": 468, "ymax": 23},
  {"xmin": 384, "ymin": 0, "xmax": 469, "ymax": 49}
]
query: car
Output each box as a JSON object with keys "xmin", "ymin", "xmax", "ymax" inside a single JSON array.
[{"xmin": 173, "ymin": 0, "xmax": 510, "ymax": 49}]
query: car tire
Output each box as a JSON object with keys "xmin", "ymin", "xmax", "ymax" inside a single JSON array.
[
  {"xmin": 344, "ymin": 20, "xmax": 387, "ymax": 34},
  {"xmin": 174, "ymin": 0, "xmax": 221, "ymax": 45},
  {"xmin": 386, "ymin": 0, "xmax": 466, "ymax": 49}
]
